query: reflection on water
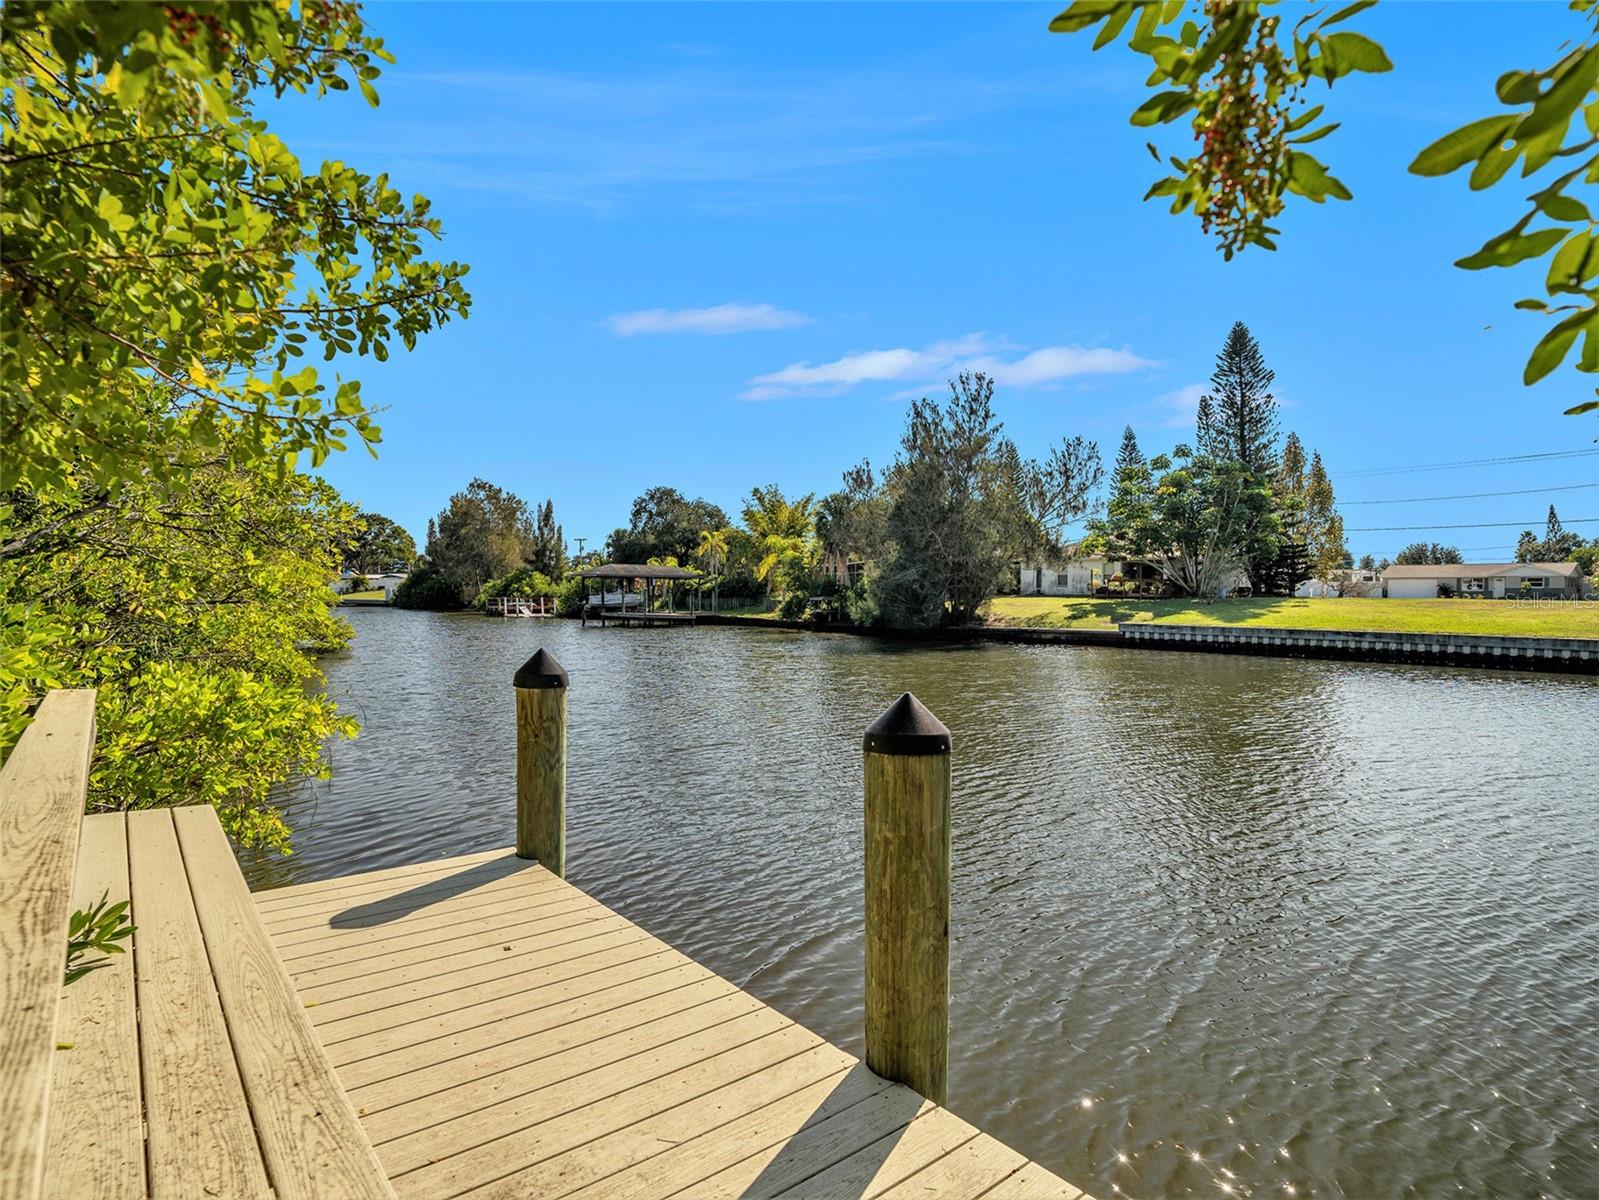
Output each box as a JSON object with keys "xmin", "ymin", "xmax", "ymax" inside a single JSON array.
[{"xmin": 246, "ymin": 610, "xmax": 1599, "ymax": 1199}]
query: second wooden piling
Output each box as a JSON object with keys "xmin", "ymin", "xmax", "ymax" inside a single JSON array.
[
  {"xmin": 863, "ymin": 691, "xmax": 951, "ymax": 1104},
  {"xmin": 513, "ymin": 649, "xmax": 568, "ymax": 875}
]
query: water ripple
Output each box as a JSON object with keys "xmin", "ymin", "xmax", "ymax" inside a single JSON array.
[{"xmin": 244, "ymin": 612, "xmax": 1599, "ymax": 1199}]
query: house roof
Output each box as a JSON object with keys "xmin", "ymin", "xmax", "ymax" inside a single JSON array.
[
  {"xmin": 1381, "ymin": 562, "xmax": 1582, "ymax": 579},
  {"xmin": 576, "ymin": 562, "xmax": 704, "ymax": 580}
]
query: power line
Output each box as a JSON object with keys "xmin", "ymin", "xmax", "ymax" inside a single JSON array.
[
  {"xmin": 1347, "ymin": 517, "xmax": 1599, "ymax": 531},
  {"xmin": 1342, "ymin": 482, "xmax": 1599, "ymax": 505},
  {"xmin": 1337, "ymin": 448, "xmax": 1599, "ymax": 479}
]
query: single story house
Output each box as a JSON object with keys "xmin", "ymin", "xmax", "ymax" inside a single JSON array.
[
  {"xmin": 1379, "ymin": 562, "xmax": 1587, "ymax": 599},
  {"xmin": 1295, "ymin": 568, "xmax": 1382, "ymax": 598},
  {"xmin": 1018, "ymin": 556, "xmax": 1249, "ymax": 598},
  {"xmin": 335, "ymin": 569, "xmax": 409, "ymax": 600}
]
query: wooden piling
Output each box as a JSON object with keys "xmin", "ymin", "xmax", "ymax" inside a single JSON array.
[
  {"xmin": 513, "ymin": 649, "xmax": 568, "ymax": 875},
  {"xmin": 862, "ymin": 691, "xmax": 951, "ymax": 1104}
]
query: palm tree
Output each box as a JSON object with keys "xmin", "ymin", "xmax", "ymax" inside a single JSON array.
[
  {"xmin": 741, "ymin": 486, "xmax": 817, "ymax": 598},
  {"xmin": 696, "ymin": 528, "xmax": 731, "ymax": 611},
  {"xmin": 742, "ymin": 485, "xmax": 816, "ymax": 541}
]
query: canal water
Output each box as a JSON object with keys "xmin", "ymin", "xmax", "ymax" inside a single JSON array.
[{"xmin": 245, "ymin": 609, "xmax": 1599, "ymax": 1199}]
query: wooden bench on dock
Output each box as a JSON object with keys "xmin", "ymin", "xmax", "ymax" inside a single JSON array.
[{"xmin": 3, "ymin": 684, "xmax": 1093, "ymax": 1200}]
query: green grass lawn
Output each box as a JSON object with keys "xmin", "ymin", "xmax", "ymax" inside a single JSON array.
[
  {"xmin": 339, "ymin": 589, "xmax": 387, "ymax": 602},
  {"xmin": 984, "ymin": 595, "xmax": 1599, "ymax": 638},
  {"xmin": 711, "ymin": 602, "xmax": 780, "ymax": 618}
]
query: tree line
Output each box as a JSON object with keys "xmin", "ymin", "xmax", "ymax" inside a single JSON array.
[{"xmin": 387, "ymin": 323, "xmax": 1365, "ymax": 627}]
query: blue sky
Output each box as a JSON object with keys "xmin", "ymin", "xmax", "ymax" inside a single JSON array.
[{"xmin": 276, "ymin": 2, "xmax": 1598, "ymax": 562}]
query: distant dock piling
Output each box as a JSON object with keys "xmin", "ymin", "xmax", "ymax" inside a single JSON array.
[
  {"xmin": 863, "ymin": 691, "xmax": 952, "ymax": 1104},
  {"xmin": 513, "ymin": 649, "xmax": 568, "ymax": 875}
]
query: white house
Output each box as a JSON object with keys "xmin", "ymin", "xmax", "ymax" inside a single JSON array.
[
  {"xmin": 1018, "ymin": 556, "xmax": 1249, "ymax": 597},
  {"xmin": 335, "ymin": 569, "xmax": 409, "ymax": 600},
  {"xmin": 1295, "ymin": 568, "xmax": 1382, "ymax": 598},
  {"xmin": 1380, "ymin": 561, "xmax": 1587, "ymax": 599}
]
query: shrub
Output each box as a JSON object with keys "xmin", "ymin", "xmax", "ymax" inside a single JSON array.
[{"xmin": 392, "ymin": 564, "xmax": 465, "ymax": 610}]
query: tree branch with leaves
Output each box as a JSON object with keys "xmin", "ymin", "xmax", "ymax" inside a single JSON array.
[{"xmin": 1050, "ymin": 0, "xmax": 1598, "ymax": 416}]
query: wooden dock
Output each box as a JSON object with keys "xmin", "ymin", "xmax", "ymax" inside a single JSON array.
[
  {"xmin": 258, "ymin": 848, "xmax": 1087, "ymax": 1199},
  {"xmin": 602, "ymin": 608, "xmax": 696, "ymax": 627},
  {"xmin": 4, "ymin": 685, "xmax": 1094, "ymax": 1200}
]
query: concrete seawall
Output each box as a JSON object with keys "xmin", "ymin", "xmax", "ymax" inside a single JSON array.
[
  {"xmin": 694, "ymin": 613, "xmax": 1599, "ymax": 674},
  {"xmin": 1118, "ymin": 622, "xmax": 1599, "ymax": 673}
]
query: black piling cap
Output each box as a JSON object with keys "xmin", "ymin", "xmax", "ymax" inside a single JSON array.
[
  {"xmin": 513, "ymin": 649, "xmax": 569, "ymax": 689},
  {"xmin": 863, "ymin": 692, "xmax": 951, "ymax": 756}
]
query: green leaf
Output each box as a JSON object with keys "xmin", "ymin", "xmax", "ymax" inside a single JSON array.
[
  {"xmin": 1564, "ymin": 398, "xmax": 1599, "ymax": 415},
  {"xmin": 1049, "ymin": 1, "xmax": 1133, "ymax": 33},
  {"xmin": 1495, "ymin": 69, "xmax": 1543, "ymax": 106},
  {"xmin": 1408, "ymin": 115, "xmax": 1515, "ymax": 177},
  {"xmin": 1286, "ymin": 152, "xmax": 1352, "ymax": 202},
  {"xmin": 1287, "ymin": 122, "xmax": 1340, "ymax": 145},
  {"xmin": 1321, "ymin": 31, "xmax": 1393, "ymax": 75},
  {"xmin": 1536, "ymin": 191, "xmax": 1592, "ymax": 223},
  {"xmin": 1524, "ymin": 308, "xmax": 1591, "ymax": 384},
  {"xmin": 1091, "ymin": 3, "xmax": 1135, "ymax": 49},
  {"xmin": 1454, "ymin": 225, "xmax": 1567, "ymax": 270},
  {"xmin": 1546, "ymin": 231, "xmax": 1594, "ymax": 292},
  {"xmin": 358, "ymin": 78, "xmax": 380, "ymax": 107},
  {"xmin": 1284, "ymin": 104, "xmax": 1326, "ymax": 133},
  {"xmin": 1468, "ymin": 141, "xmax": 1519, "ymax": 190},
  {"xmin": 1321, "ymin": 0, "xmax": 1378, "ymax": 27},
  {"xmin": 1516, "ymin": 44, "xmax": 1599, "ymax": 142},
  {"xmin": 1129, "ymin": 90, "xmax": 1193, "ymax": 126}
]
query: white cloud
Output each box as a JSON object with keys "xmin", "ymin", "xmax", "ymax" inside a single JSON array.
[
  {"xmin": 744, "ymin": 333, "xmax": 1154, "ymax": 400},
  {"xmin": 1160, "ymin": 382, "xmax": 1206, "ymax": 427},
  {"xmin": 607, "ymin": 303, "xmax": 811, "ymax": 336}
]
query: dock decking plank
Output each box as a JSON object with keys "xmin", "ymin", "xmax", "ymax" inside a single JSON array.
[
  {"xmin": 366, "ymin": 998, "xmax": 799, "ymax": 1145},
  {"xmin": 475, "ymin": 1046, "xmax": 865, "ymax": 1200},
  {"xmin": 378, "ymin": 1016, "xmax": 815, "ymax": 1181},
  {"xmin": 283, "ymin": 895, "xmax": 597, "ymax": 982},
  {"xmin": 292, "ymin": 908, "xmax": 616, "ymax": 1000},
  {"xmin": 41, "ymin": 813, "xmax": 144, "ymax": 1200},
  {"xmin": 412, "ymin": 1032, "xmax": 841, "ymax": 1200},
  {"xmin": 556, "ymin": 1058, "xmax": 898, "ymax": 1200},
  {"xmin": 326, "ymin": 952, "xmax": 703, "ymax": 1076},
  {"xmin": 978, "ymin": 1160, "xmax": 1090, "ymax": 1199},
  {"xmin": 128, "ymin": 808, "xmax": 272, "ymax": 1200},
  {"xmin": 252, "ymin": 847, "xmax": 515, "ymax": 909},
  {"xmin": 172, "ymin": 805, "xmax": 395, "ymax": 1200},
  {"xmin": 0, "ymin": 690, "xmax": 96, "ymax": 1200},
  {"xmin": 873, "ymin": 1131, "xmax": 1032, "ymax": 1199},
  {"xmin": 257, "ymin": 850, "xmax": 1094, "ymax": 1200},
  {"xmin": 263, "ymin": 867, "xmax": 565, "ymax": 938},
  {"xmin": 758, "ymin": 1105, "xmax": 982, "ymax": 1200},
  {"xmin": 679, "ymin": 1079, "xmax": 938, "ymax": 1198},
  {"xmin": 348, "ymin": 977, "xmax": 756, "ymax": 1115},
  {"xmin": 274, "ymin": 878, "xmax": 575, "ymax": 957}
]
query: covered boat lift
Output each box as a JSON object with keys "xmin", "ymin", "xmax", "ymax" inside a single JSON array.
[{"xmin": 577, "ymin": 562, "xmax": 705, "ymax": 627}]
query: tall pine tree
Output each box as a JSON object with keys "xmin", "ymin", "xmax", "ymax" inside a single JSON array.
[
  {"xmin": 1201, "ymin": 321, "xmax": 1282, "ymax": 588},
  {"xmin": 1204, "ymin": 321, "xmax": 1280, "ymax": 474},
  {"xmin": 1194, "ymin": 394, "xmax": 1219, "ymax": 456},
  {"xmin": 1115, "ymin": 425, "xmax": 1145, "ymax": 473},
  {"xmin": 531, "ymin": 499, "xmax": 567, "ymax": 578}
]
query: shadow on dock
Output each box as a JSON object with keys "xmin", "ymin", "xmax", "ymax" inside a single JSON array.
[
  {"xmin": 329, "ymin": 853, "xmax": 534, "ymax": 928},
  {"xmin": 736, "ymin": 1063, "xmax": 922, "ymax": 1198}
]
